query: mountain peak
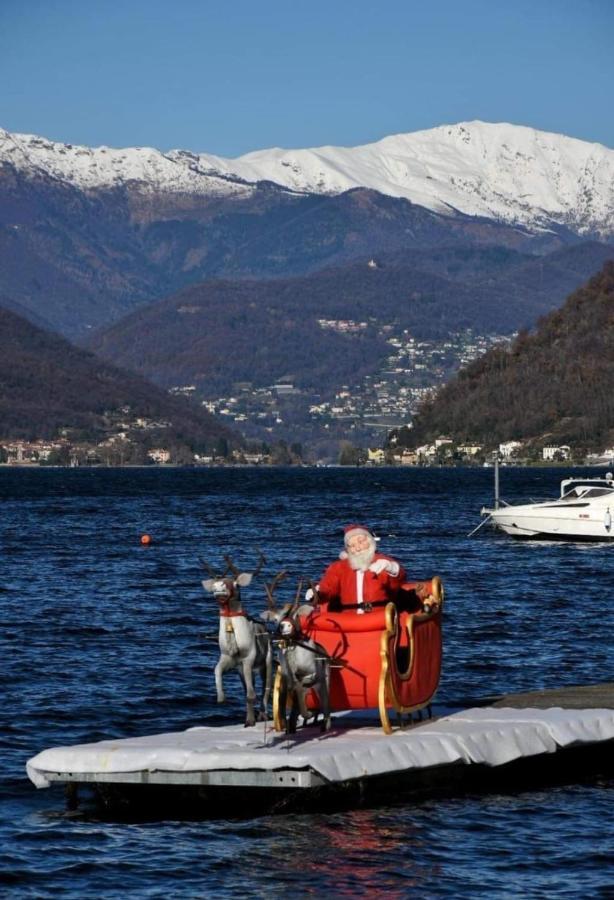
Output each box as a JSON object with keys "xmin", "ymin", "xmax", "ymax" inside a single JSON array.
[
  {"xmin": 208, "ymin": 120, "xmax": 614, "ymax": 235},
  {"xmin": 1, "ymin": 121, "xmax": 613, "ymax": 238}
]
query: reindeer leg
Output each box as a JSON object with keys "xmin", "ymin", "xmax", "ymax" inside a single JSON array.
[
  {"xmin": 319, "ymin": 662, "xmax": 332, "ymax": 732},
  {"xmin": 245, "ymin": 700, "xmax": 256, "ymax": 727},
  {"xmin": 296, "ymin": 684, "xmax": 311, "ymax": 723},
  {"xmin": 255, "ymin": 635, "xmax": 272, "ymax": 721},
  {"xmin": 255, "ymin": 662, "xmax": 265, "ymax": 722},
  {"xmin": 257, "ymin": 662, "xmax": 270, "ymax": 722},
  {"xmin": 260, "ymin": 643, "xmax": 273, "ymax": 721},
  {"xmin": 243, "ymin": 662, "xmax": 257, "ymax": 727},
  {"xmin": 215, "ymin": 655, "xmax": 233, "ymax": 703},
  {"xmin": 288, "ymin": 692, "xmax": 299, "ymax": 734}
]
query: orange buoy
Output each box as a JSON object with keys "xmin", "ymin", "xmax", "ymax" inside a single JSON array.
[{"xmin": 140, "ymin": 534, "xmax": 152, "ymax": 546}]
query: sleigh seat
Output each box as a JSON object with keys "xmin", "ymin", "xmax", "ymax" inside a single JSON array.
[{"xmin": 300, "ymin": 577, "xmax": 444, "ymax": 733}]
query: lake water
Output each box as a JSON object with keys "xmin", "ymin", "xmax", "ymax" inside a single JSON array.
[{"xmin": 1, "ymin": 466, "xmax": 613, "ymax": 898}]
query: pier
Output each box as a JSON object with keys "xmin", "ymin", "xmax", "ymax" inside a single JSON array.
[{"xmin": 26, "ymin": 683, "xmax": 614, "ymax": 814}]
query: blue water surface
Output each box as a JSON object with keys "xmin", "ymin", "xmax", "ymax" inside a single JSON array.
[{"xmin": 1, "ymin": 466, "xmax": 613, "ymax": 898}]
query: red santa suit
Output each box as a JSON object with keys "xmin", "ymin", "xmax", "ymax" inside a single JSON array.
[{"xmin": 317, "ymin": 524, "xmax": 406, "ymax": 612}]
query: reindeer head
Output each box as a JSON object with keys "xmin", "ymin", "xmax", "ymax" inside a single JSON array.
[
  {"xmin": 201, "ymin": 552, "xmax": 265, "ymax": 611},
  {"xmin": 260, "ymin": 570, "xmax": 290, "ymax": 624},
  {"xmin": 261, "ymin": 574, "xmax": 318, "ymax": 638}
]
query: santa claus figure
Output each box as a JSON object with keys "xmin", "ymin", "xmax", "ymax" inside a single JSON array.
[{"xmin": 317, "ymin": 524, "xmax": 406, "ymax": 613}]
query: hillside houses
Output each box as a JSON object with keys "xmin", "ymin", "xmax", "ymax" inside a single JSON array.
[{"xmin": 172, "ymin": 327, "xmax": 511, "ymax": 447}]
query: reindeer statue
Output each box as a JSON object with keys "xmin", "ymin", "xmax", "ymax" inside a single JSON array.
[
  {"xmin": 261, "ymin": 574, "xmax": 331, "ymax": 734},
  {"xmin": 201, "ymin": 552, "xmax": 272, "ymax": 727}
]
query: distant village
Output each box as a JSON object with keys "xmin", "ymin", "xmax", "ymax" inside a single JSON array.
[
  {"xmin": 2, "ymin": 326, "xmax": 613, "ymax": 468},
  {"xmin": 380, "ymin": 437, "xmax": 614, "ymax": 468},
  {"xmin": 174, "ymin": 326, "xmax": 512, "ymax": 445},
  {"xmin": 4, "ymin": 430, "xmax": 613, "ymax": 469},
  {"xmin": 0, "ymin": 438, "xmax": 272, "ymax": 468}
]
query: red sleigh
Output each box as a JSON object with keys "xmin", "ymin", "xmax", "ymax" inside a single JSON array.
[{"xmin": 273, "ymin": 577, "xmax": 444, "ymax": 734}]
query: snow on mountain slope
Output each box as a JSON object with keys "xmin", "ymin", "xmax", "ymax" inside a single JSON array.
[
  {"xmin": 0, "ymin": 128, "xmax": 253, "ymax": 199},
  {"xmin": 1, "ymin": 121, "xmax": 613, "ymax": 237},
  {"xmin": 197, "ymin": 122, "xmax": 614, "ymax": 237}
]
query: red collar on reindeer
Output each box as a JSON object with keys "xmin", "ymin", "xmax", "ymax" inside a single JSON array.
[
  {"xmin": 202, "ymin": 569, "xmax": 256, "ymax": 616},
  {"xmin": 213, "ymin": 589, "xmax": 248, "ymax": 617}
]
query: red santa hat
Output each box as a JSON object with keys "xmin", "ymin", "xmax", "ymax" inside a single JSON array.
[{"xmin": 343, "ymin": 524, "xmax": 375, "ymax": 544}]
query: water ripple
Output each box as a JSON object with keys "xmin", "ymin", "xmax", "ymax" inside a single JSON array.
[{"xmin": 1, "ymin": 467, "xmax": 613, "ymax": 897}]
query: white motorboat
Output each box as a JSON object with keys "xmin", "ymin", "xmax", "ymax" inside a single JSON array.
[{"xmin": 481, "ymin": 472, "xmax": 614, "ymax": 541}]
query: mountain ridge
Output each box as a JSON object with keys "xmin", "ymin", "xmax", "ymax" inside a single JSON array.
[
  {"xmin": 86, "ymin": 241, "xmax": 614, "ymax": 397},
  {"xmin": 2, "ymin": 121, "xmax": 614, "ymax": 239},
  {"xmin": 1, "ymin": 174, "xmax": 560, "ymax": 337}
]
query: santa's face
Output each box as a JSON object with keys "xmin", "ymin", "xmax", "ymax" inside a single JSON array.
[
  {"xmin": 346, "ymin": 532, "xmax": 372, "ymax": 554},
  {"xmin": 345, "ymin": 531, "xmax": 376, "ymax": 571}
]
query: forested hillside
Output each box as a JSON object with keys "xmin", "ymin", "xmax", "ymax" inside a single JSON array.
[
  {"xmin": 392, "ymin": 262, "xmax": 614, "ymax": 451},
  {"xmin": 1, "ymin": 170, "xmax": 542, "ymax": 337},
  {"xmin": 86, "ymin": 243, "xmax": 614, "ymax": 396},
  {"xmin": 0, "ymin": 304, "xmax": 234, "ymax": 451}
]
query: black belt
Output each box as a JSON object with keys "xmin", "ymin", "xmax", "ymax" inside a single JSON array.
[{"xmin": 332, "ymin": 600, "xmax": 388, "ymax": 612}]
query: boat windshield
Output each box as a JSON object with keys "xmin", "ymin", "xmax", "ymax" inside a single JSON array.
[
  {"xmin": 579, "ymin": 487, "xmax": 614, "ymax": 498},
  {"xmin": 561, "ymin": 485, "xmax": 614, "ymax": 500},
  {"xmin": 561, "ymin": 478, "xmax": 614, "ymax": 497}
]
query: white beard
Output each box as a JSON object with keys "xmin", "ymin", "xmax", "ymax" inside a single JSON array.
[{"xmin": 347, "ymin": 544, "xmax": 376, "ymax": 572}]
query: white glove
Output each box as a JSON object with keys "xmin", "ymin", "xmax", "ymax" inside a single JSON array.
[
  {"xmin": 369, "ymin": 559, "xmax": 399, "ymax": 577},
  {"xmin": 304, "ymin": 587, "xmax": 315, "ymax": 602}
]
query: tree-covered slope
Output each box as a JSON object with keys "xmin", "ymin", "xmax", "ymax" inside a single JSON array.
[
  {"xmin": 86, "ymin": 244, "xmax": 614, "ymax": 397},
  {"xmin": 0, "ymin": 304, "xmax": 234, "ymax": 449},
  {"xmin": 394, "ymin": 262, "xmax": 614, "ymax": 451}
]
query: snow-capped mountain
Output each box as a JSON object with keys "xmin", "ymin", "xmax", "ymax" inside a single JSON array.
[
  {"xmin": 1, "ymin": 121, "xmax": 614, "ymax": 238},
  {"xmin": 0, "ymin": 127, "xmax": 253, "ymax": 200}
]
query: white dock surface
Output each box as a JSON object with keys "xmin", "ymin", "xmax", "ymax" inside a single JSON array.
[{"xmin": 27, "ymin": 706, "xmax": 614, "ymax": 790}]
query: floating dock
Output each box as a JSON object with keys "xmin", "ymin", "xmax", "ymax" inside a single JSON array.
[{"xmin": 27, "ymin": 683, "xmax": 614, "ymax": 814}]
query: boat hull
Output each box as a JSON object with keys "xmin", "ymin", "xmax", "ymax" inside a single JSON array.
[
  {"xmin": 487, "ymin": 508, "xmax": 614, "ymax": 541},
  {"xmin": 494, "ymin": 522, "xmax": 614, "ymax": 541}
]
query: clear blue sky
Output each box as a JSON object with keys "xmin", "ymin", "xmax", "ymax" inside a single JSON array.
[{"xmin": 1, "ymin": 0, "xmax": 612, "ymax": 156}]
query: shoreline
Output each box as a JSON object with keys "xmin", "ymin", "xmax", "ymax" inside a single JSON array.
[{"xmin": 1, "ymin": 462, "xmax": 611, "ymax": 471}]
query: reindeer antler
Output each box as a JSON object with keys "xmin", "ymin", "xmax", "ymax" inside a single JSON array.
[
  {"xmin": 200, "ymin": 557, "xmax": 222, "ymax": 579},
  {"xmin": 252, "ymin": 549, "xmax": 266, "ymax": 579},
  {"xmin": 222, "ymin": 550, "xmax": 266, "ymax": 581},
  {"xmin": 289, "ymin": 578, "xmax": 304, "ymax": 616},
  {"xmin": 223, "ymin": 554, "xmax": 240, "ymax": 578},
  {"xmin": 264, "ymin": 570, "xmax": 289, "ymax": 610}
]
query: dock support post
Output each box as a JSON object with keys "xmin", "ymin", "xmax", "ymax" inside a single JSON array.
[{"xmin": 65, "ymin": 783, "xmax": 79, "ymax": 811}]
